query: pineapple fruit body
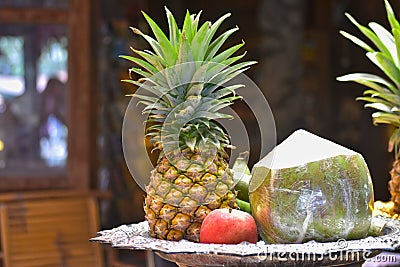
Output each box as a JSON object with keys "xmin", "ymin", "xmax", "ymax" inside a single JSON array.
[
  {"xmin": 389, "ymin": 160, "xmax": 400, "ymax": 213},
  {"xmin": 144, "ymin": 149, "xmax": 237, "ymax": 242}
]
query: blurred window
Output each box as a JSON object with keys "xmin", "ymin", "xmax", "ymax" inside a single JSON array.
[
  {"xmin": 0, "ymin": 0, "xmax": 68, "ymax": 9},
  {"xmin": 0, "ymin": 0, "xmax": 92, "ymax": 191},
  {"xmin": 0, "ymin": 24, "xmax": 68, "ymax": 177}
]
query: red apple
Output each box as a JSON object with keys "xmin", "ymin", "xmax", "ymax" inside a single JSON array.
[{"xmin": 200, "ymin": 208, "xmax": 258, "ymax": 244}]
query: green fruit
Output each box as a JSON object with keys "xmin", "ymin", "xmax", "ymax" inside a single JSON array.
[
  {"xmin": 233, "ymin": 152, "xmax": 251, "ymax": 202},
  {"xmin": 236, "ymin": 198, "xmax": 251, "ymax": 214},
  {"xmin": 249, "ymin": 130, "xmax": 374, "ymax": 244}
]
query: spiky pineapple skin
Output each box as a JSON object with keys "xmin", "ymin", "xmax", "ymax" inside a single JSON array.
[
  {"xmin": 389, "ymin": 160, "xmax": 400, "ymax": 213},
  {"xmin": 144, "ymin": 149, "xmax": 237, "ymax": 242}
]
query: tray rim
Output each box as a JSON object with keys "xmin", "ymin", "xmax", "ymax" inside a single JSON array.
[{"xmin": 91, "ymin": 216, "xmax": 400, "ymax": 256}]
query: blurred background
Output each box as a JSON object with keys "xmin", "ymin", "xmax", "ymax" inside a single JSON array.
[{"xmin": 0, "ymin": 0, "xmax": 398, "ymax": 266}]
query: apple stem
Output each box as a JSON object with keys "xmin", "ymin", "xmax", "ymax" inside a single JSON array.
[{"xmin": 229, "ymin": 208, "xmax": 232, "ymax": 213}]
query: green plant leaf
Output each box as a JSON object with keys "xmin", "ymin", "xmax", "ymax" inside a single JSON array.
[
  {"xmin": 204, "ymin": 53, "xmax": 247, "ymax": 81},
  {"xmin": 208, "ymin": 61, "xmax": 257, "ymax": 86},
  {"xmin": 122, "ymin": 79, "xmax": 173, "ymax": 107},
  {"xmin": 191, "ymin": 21, "xmax": 211, "ymax": 61},
  {"xmin": 142, "ymin": 11, "xmax": 177, "ymax": 66},
  {"xmin": 339, "ymin": 30, "xmax": 374, "ymax": 52},
  {"xmin": 129, "ymin": 67, "xmax": 153, "ymax": 79},
  {"xmin": 194, "ymin": 110, "xmax": 232, "ymax": 120},
  {"xmin": 165, "ymin": 7, "xmax": 180, "ymax": 51},
  {"xmin": 372, "ymin": 112, "xmax": 400, "ymax": 127},
  {"xmin": 388, "ymin": 128, "xmax": 400, "ymax": 153},
  {"xmin": 186, "ymin": 137, "xmax": 196, "ymax": 151},
  {"xmin": 133, "ymin": 94, "xmax": 166, "ymax": 106},
  {"xmin": 356, "ymin": 96, "xmax": 394, "ymax": 108},
  {"xmin": 364, "ymin": 91, "xmax": 400, "ymax": 106},
  {"xmin": 345, "ymin": 13, "xmax": 392, "ymax": 58},
  {"xmin": 205, "ymin": 27, "xmax": 239, "ymax": 61},
  {"xmin": 191, "ymin": 11, "xmax": 202, "ymax": 34},
  {"xmin": 364, "ymin": 102, "xmax": 392, "ymax": 112},
  {"xmin": 209, "ymin": 97, "xmax": 241, "ymax": 112},
  {"xmin": 210, "ymin": 41, "xmax": 245, "ymax": 63},
  {"xmin": 385, "ymin": 0, "xmax": 400, "ymax": 32},
  {"xmin": 363, "ymin": 89, "xmax": 383, "ymax": 96},
  {"xmin": 186, "ymin": 64, "xmax": 209, "ymax": 97},
  {"xmin": 130, "ymin": 27, "xmax": 165, "ymax": 60},
  {"xmin": 393, "ymin": 28, "xmax": 400, "ymax": 67},
  {"xmin": 337, "ymin": 72, "xmax": 397, "ymax": 93},
  {"xmin": 208, "ymin": 85, "xmax": 244, "ymax": 99},
  {"xmin": 367, "ymin": 52, "xmax": 400, "ymax": 88},
  {"xmin": 177, "ymin": 33, "xmax": 194, "ymax": 64},
  {"xmin": 182, "ymin": 10, "xmax": 194, "ymax": 42},
  {"xmin": 203, "ymin": 13, "xmax": 231, "ymax": 56},
  {"xmin": 119, "ymin": 55, "xmax": 158, "ymax": 74},
  {"xmin": 369, "ymin": 22, "xmax": 397, "ymax": 63},
  {"xmin": 130, "ymin": 47, "xmax": 165, "ymax": 71}
]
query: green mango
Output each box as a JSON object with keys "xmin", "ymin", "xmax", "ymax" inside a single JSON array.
[
  {"xmin": 233, "ymin": 152, "xmax": 251, "ymax": 202},
  {"xmin": 236, "ymin": 198, "xmax": 252, "ymax": 214}
]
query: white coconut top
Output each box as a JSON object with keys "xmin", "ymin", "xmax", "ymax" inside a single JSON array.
[{"xmin": 256, "ymin": 129, "xmax": 356, "ymax": 169}]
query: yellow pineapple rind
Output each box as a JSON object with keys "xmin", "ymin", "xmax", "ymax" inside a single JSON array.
[{"xmin": 144, "ymin": 150, "xmax": 238, "ymax": 242}]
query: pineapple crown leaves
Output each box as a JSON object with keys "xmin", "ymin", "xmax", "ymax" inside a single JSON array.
[
  {"xmin": 160, "ymin": 95, "xmax": 236, "ymax": 152},
  {"xmin": 121, "ymin": 7, "xmax": 256, "ymax": 153},
  {"xmin": 120, "ymin": 7, "xmax": 255, "ymax": 72},
  {"xmin": 337, "ymin": 0, "xmax": 400, "ymax": 157}
]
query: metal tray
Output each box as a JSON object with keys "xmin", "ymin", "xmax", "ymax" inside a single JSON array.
[{"xmin": 91, "ymin": 216, "xmax": 400, "ymax": 266}]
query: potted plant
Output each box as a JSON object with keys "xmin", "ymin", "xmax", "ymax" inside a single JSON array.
[{"xmin": 337, "ymin": 0, "xmax": 400, "ymax": 218}]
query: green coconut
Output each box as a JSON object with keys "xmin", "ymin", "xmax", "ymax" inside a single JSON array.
[{"xmin": 249, "ymin": 129, "xmax": 374, "ymax": 244}]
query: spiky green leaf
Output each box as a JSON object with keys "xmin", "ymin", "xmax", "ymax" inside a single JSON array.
[
  {"xmin": 210, "ymin": 42, "xmax": 245, "ymax": 64},
  {"xmin": 186, "ymin": 137, "xmax": 196, "ymax": 151},
  {"xmin": 369, "ymin": 22, "xmax": 397, "ymax": 63},
  {"xmin": 364, "ymin": 102, "xmax": 392, "ymax": 112},
  {"xmin": 339, "ymin": 30, "xmax": 374, "ymax": 52},
  {"xmin": 385, "ymin": 0, "xmax": 400, "ymax": 32},
  {"xmin": 122, "ymin": 9, "xmax": 255, "ymax": 152},
  {"xmin": 129, "ymin": 67, "xmax": 152, "ymax": 79},
  {"xmin": 367, "ymin": 52, "xmax": 400, "ymax": 88},
  {"xmin": 131, "ymin": 27, "xmax": 165, "ymax": 61},
  {"xmin": 337, "ymin": 72, "xmax": 397, "ymax": 93},
  {"xmin": 393, "ymin": 28, "xmax": 400, "ymax": 67},
  {"xmin": 357, "ymin": 95, "xmax": 394, "ymax": 107},
  {"xmin": 208, "ymin": 61, "xmax": 257, "ymax": 89},
  {"xmin": 177, "ymin": 33, "xmax": 194, "ymax": 64},
  {"xmin": 205, "ymin": 27, "xmax": 239, "ymax": 61},
  {"xmin": 119, "ymin": 55, "xmax": 159, "ymax": 74},
  {"xmin": 207, "ymin": 84, "xmax": 244, "ymax": 99},
  {"xmin": 372, "ymin": 112, "xmax": 400, "ymax": 127},
  {"xmin": 191, "ymin": 21, "xmax": 211, "ymax": 61},
  {"xmin": 165, "ymin": 7, "xmax": 180, "ymax": 51},
  {"xmin": 345, "ymin": 13, "xmax": 392, "ymax": 58},
  {"xmin": 191, "ymin": 11, "xmax": 202, "ymax": 35},
  {"xmin": 142, "ymin": 11, "xmax": 177, "ymax": 65},
  {"xmin": 362, "ymin": 91, "xmax": 400, "ymax": 107},
  {"xmin": 130, "ymin": 47, "xmax": 165, "ymax": 71},
  {"xmin": 182, "ymin": 10, "xmax": 194, "ymax": 42},
  {"xmin": 388, "ymin": 128, "xmax": 400, "ymax": 153}
]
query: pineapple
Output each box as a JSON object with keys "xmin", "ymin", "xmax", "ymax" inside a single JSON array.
[
  {"xmin": 337, "ymin": 0, "xmax": 400, "ymax": 216},
  {"xmin": 121, "ymin": 8, "xmax": 256, "ymax": 241}
]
